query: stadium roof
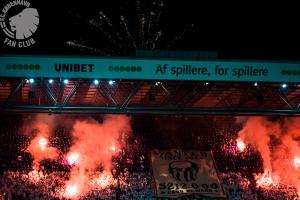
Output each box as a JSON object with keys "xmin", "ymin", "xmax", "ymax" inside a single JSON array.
[
  {"xmin": 0, "ymin": 77, "xmax": 300, "ymax": 115},
  {"xmin": 1, "ymin": 1, "xmax": 300, "ymax": 115}
]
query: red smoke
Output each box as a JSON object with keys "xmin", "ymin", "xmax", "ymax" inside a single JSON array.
[
  {"xmin": 237, "ymin": 117, "xmax": 274, "ymax": 170},
  {"xmin": 237, "ymin": 117, "xmax": 300, "ymax": 193},
  {"xmin": 27, "ymin": 122, "xmax": 58, "ymax": 169},
  {"xmin": 25, "ymin": 114, "xmax": 131, "ymax": 198},
  {"xmin": 64, "ymin": 115, "xmax": 131, "ymax": 198}
]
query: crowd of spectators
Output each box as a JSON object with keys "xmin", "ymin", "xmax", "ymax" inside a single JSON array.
[
  {"xmin": 1, "ymin": 170, "xmax": 299, "ymax": 199},
  {"xmin": 0, "ymin": 115, "xmax": 300, "ymax": 199}
]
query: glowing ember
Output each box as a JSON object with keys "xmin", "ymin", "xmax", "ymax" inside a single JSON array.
[
  {"xmin": 255, "ymin": 171, "xmax": 280, "ymax": 188},
  {"xmin": 236, "ymin": 138, "xmax": 246, "ymax": 152},
  {"xmin": 109, "ymin": 144, "xmax": 116, "ymax": 152},
  {"xmin": 293, "ymin": 157, "xmax": 300, "ymax": 169},
  {"xmin": 28, "ymin": 169, "xmax": 42, "ymax": 183},
  {"xmin": 96, "ymin": 173, "xmax": 112, "ymax": 188},
  {"xmin": 67, "ymin": 152, "xmax": 79, "ymax": 166},
  {"xmin": 90, "ymin": 171, "xmax": 115, "ymax": 189},
  {"xmin": 160, "ymin": 173, "xmax": 168, "ymax": 177},
  {"xmin": 38, "ymin": 137, "xmax": 48, "ymax": 150},
  {"xmin": 65, "ymin": 184, "xmax": 79, "ymax": 198}
]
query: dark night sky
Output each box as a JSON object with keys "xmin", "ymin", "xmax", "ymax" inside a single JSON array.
[{"xmin": 0, "ymin": 0, "xmax": 299, "ymax": 60}]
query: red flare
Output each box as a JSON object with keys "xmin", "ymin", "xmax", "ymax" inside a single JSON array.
[
  {"xmin": 293, "ymin": 157, "xmax": 300, "ymax": 169},
  {"xmin": 65, "ymin": 184, "xmax": 79, "ymax": 199},
  {"xmin": 38, "ymin": 137, "xmax": 48, "ymax": 151},
  {"xmin": 109, "ymin": 144, "xmax": 116, "ymax": 152},
  {"xmin": 255, "ymin": 170, "xmax": 280, "ymax": 188},
  {"xmin": 236, "ymin": 138, "xmax": 246, "ymax": 152},
  {"xmin": 67, "ymin": 152, "xmax": 80, "ymax": 166}
]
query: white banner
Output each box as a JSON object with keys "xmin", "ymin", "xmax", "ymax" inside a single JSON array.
[{"xmin": 150, "ymin": 149, "xmax": 226, "ymax": 198}]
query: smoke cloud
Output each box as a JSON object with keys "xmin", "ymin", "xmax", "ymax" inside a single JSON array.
[
  {"xmin": 24, "ymin": 114, "xmax": 131, "ymax": 198},
  {"xmin": 65, "ymin": 115, "xmax": 131, "ymax": 197},
  {"xmin": 237, "ymin": 117, "xmax": 300, "ymax": 193},
  {"xmin": 26, "ymin": 115, "xmax": 59, "ymax": 168}
]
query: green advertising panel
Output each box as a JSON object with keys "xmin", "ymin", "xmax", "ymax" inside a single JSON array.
[{"xmin": 0, "ymin": 55, "xmax": 300, "ymax": 82}]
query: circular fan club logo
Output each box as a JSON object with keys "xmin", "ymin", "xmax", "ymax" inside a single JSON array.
[{"xmin": 0, "ymin": 0, "xmax": 39, "ymax": 48}]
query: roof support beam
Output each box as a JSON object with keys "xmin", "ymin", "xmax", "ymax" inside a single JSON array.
[
  {"xmin": 62, "ymin": 79, "xmax": 80, "ymax": 107},
  {"xmin": 121, "ymin": 83, "xmax": 139, "ymax": 107},
  {"xmin": 278, "ymin": 91, "xmax": 293, "ymax": 109},
  {"xmin": 99, "ymin": 83, "xmax": 118, "ymax": 106},
  {"xmin": 1, "ymin": 105, "xmax": 300, "ymax": 116},
  {"xmin": 5, "ymin": 79, "xmax": 26, "ymax": 104},
  {"xmin": 43, "ymin": 82, "xmax": 58, "ymax": 106}
]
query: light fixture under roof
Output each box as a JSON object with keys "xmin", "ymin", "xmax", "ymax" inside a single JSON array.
[
  {"xmin": 281, "ymin": 83, "xmax": 287, "ymax": 89},
  {"xmin": 93, "ymin": 80, "xmax": 99, "ymax": 85},
  {"xmin": 29, "ymin": 78, "xmax": 34, "ymax": 83}
]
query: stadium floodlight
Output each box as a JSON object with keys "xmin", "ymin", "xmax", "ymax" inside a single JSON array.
[
  {"xmin": 48, "ymin": 79, "xmax": 54, "ymax": 84},
  {"xmin": 108, "ymin": 80, "xmax": 115, "ymax": 85},
  {"xmin": 93, "ymin": 80, "xmax": 99, "ymax": 85},
  {"xmin": 29, "ymin": 78, "xmax": 34, "ymax": 83},
  {"xmin": 281, "ymin": 84, "xmax": 287, "ymax": 89},
  {"xmin": 64, "ymin": 79, "xmax": 69, "ymax": 84}
]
